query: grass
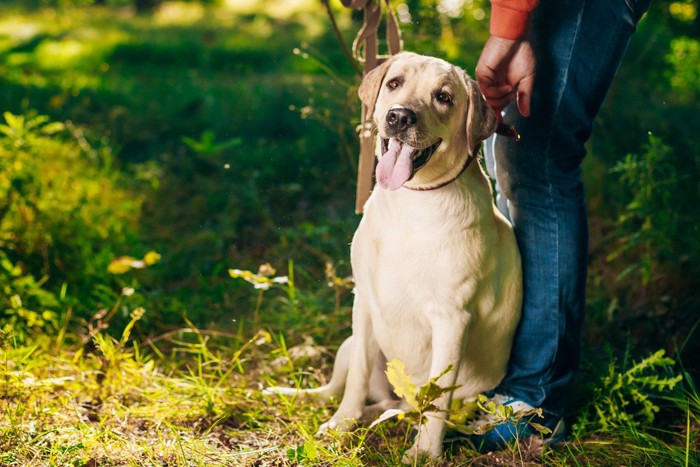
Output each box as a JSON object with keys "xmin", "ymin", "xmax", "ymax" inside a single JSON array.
[
  {"xmin": 2, "ymin": 277, "xmax": 698, "ymax": 466},
  {"xmin": 0, "ymin": 309, "xmax": 388, "ymax": 465}
]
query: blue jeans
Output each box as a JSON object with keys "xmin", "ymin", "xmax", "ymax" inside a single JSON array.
[{"xmin": 484, "ymin": 0, "xmax": 650, "ymax": 418}]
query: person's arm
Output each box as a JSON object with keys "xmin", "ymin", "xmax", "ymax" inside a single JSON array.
[
  {"xmin": 490, "ymin": 0, "xmax": 538, "ymax": 40},
  {"xmin": 476, "ymin": 0, "xmax": 538, "ymax": 117}
]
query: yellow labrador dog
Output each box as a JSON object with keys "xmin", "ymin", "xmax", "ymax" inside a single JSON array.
[{"xmin": 266, "ymin": 52, "xmax": 522, "ymax": 460}]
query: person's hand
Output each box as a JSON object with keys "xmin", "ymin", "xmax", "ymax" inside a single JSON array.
[{"xmin": 476, "ymin": 36, "xmax": 536, "ymax": 118}]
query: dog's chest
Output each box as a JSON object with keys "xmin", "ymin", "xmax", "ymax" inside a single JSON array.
[{"xmin": 352, "ymin": 185, "xmax": 489, "ymax": 331}]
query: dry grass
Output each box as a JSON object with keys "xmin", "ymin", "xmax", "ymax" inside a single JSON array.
[{"xmin": 1, "ymin": 325, "xmax": 328, "ymax": 466}]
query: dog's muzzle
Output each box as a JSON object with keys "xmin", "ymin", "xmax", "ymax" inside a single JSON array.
[
  {"xmin": 385, "ymin": 107, "xmax": 417, "ymax": 134},
  {"xmin": 376, "ymin": 106, "xmax": 442, "ymax": 190},
  {"xmin": 376, "ymin": 136, "xmax": 442, "ymax": 190},
  {"xmin": 380, "ymin": 137, "xmax": 441, "ymax": 174}
]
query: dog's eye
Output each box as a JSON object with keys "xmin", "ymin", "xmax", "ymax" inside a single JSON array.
[
  {"xmin": 386, "ymin": 79, "xmax": 401, "ymax": 90},
  {"xmin": 436, "ymin": 91, "xmax": 453, "ymax": 104}
]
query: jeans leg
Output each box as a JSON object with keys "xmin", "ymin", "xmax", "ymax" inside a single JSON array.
[{"xmin": 485, "ymin": 0, "xmax": 649, "ymax": 418}]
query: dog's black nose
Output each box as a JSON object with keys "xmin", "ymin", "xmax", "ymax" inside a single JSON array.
[{"xmin": 386, "ymin": 108, "xmax": 417, "ymax": 133}]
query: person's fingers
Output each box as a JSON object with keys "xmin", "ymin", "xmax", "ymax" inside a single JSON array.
[
  {"xmin": 516, "ymin": 74, "xmax": 534, "ymax": 117},
  {"xmin": 485, "ymin": 92, "xmax": 514, "ymax": 115},
  {"xmin": 480, "ymin": 84, "xmax": 513, "ymax": 100},
  {"xmin": 477, "ymin": 71, "xmax": 511, "ymax": 111},
  {"xmin": 475, "ymin": 67, "xmax": 497, "ymax": 89},
  {"xmin": 509, "ymin": 40, "xmax": 535, "ymax": 117},
  {"xmin": 476, "ymin": 35, "xmax": 535, "ymax": 117}
]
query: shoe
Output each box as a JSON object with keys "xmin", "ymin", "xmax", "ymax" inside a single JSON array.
[{"xmin": 468, "ymin": 394, "xmax": 566, "ymax": 452}]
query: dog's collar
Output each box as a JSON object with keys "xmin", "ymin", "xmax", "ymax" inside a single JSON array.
[{"xmin": 403, "ymin": 154, "xmax": 475, "ymax": 191}]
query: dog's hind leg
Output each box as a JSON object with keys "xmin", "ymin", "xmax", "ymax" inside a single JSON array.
[
  {"xmin": 319, "ymin": 297, "xmax": 380, "ymax": 433},
  {"xmin": 263, "ymin": 336, "xmax": 354, "ymax": 402},
  {"xmin": 304, "ymin": 336, "xmax": 392, "ymax": 403},
  {"xmin": 264, "ymin": 335, "xmax": 391, "ymax": 401}
]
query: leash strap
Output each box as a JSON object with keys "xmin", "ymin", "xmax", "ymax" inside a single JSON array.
[{"xmin": 341, "ymin": 0, "xmax": 402, "ymax": 213}]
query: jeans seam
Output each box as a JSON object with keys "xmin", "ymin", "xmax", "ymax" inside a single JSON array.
[
  {"xmin": 539, "ymin": 0, "xmax": 586, "ymax": 401},
  {"xmin": 542, "ymin": 3, "xmax": 585, "ymax": 163},
  {"xmin": 623, "ymin": 0, "xmax": 634, "ymax": 14}
]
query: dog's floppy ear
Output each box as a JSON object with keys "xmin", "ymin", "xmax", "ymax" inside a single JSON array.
[
  {"xmin": 358, "ymin": 54, "xmax": 401, "ymax": 118},
  {"xmin": 465, "ymin": 77, "xmax": 499, "ymax": 157}
]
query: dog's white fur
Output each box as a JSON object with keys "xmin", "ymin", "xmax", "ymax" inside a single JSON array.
[{"xmin": 266, "ymin": 52, "xmax": 522, "ymax": 460}]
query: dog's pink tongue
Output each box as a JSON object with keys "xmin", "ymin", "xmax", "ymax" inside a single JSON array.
[{"xmin": 376, "ymin": 138, "xmax": 415, "ymax": 190}]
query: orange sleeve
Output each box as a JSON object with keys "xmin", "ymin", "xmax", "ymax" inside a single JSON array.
[{"xmin": 490, "ymin": 0, "xmax": 539, "ymax": 40}]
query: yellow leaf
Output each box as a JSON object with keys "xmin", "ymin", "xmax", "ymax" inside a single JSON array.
[
  {"xmin": 229, "ymin": 268, "xmax": 249, "ymax": 279},
  {"xmin": 108, "ymin": 256, "xmax": 138, "ymax": 274},
  {"xmin": 386, "ymin": 359, "xmax": 418, "ymax": 409},
  {"xmin": 10, "ymin": 295, "xmax": 22, "ymax": 308},
  {"xmin": 144, "ymin": 251, "xmax": 161, "ymax": 265},
  {"xmin": 528, "ymin": 422, "xmax": 552, "ymax": 436},
  {"xmin": 109, "ymin": 251, "xmax": 159, "ymax": 274}
]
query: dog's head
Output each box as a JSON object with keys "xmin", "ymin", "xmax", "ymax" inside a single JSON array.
[{"xmin": 359, "ymin": 52, "xmax": 498, "ymax": 190}]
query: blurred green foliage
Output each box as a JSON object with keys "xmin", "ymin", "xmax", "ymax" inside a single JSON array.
[
  {"xmin": 0, "ymin": 250, "xmax": 60, "ymax": 342},
  {"xmin": 582, "ymin": 2, "xmax": 700, "ymax": 357},
  {"xmin": 0, "ymin": 0, "xmax": 696, "ymax": 363},
  {"xmin": 608, "ymin": 136, "xmax": 680, "ymax": 290},
  {"xmin": 0, "ymin": 109, "xmax": 143, "ymax": 335}
]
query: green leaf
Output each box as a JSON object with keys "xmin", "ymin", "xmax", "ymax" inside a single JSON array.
[
  {"xmin": 3, "ymin": 112, "xmax": 23, "ymax": 130},
  {"xmin": 287, "ymin": 445, "xmax": 307, "ymax": 462},
  {"xmin": 40, "ymin": 122, "xmax": 66, "ymax": 135},
  {"xmin": 24, "ymin": 115, "xmax": 48, "ymax": 130},
  {"xmin": 303, "ymin": 439, "xmax": 318, "ymax": 461}
]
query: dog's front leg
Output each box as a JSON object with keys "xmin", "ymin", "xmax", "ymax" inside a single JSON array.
[
  {"xmin": 318, "ymin": 296, "xmax": 377, "ymax": 433},
  {"xmin": 405, "ymin": 316, "xmax": 468, "ymax": 461}
]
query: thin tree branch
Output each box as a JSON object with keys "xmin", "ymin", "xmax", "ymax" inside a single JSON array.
[{"xmin": 321, "ymin": 0, "xmax": 363, "ymax": 76}]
